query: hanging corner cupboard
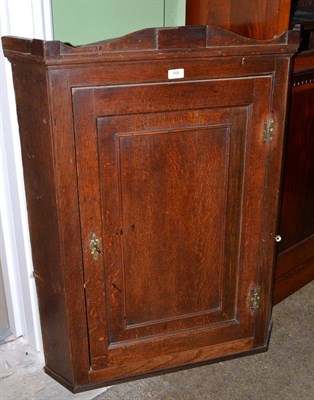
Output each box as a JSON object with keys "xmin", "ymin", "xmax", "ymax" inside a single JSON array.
[{"xmin": 2, "ymin": 25, "xmax": 299, "ymax": 392}]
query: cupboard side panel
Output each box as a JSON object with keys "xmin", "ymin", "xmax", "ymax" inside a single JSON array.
[
  {"xmin": 48, "ymin": 70, "xmax": 91, "ymax": 385},
  {"xmin": 11, "ymin": 64, "xmax": 75, "ymax": 383}
]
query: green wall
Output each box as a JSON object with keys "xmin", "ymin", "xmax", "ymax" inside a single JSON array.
[
  {"xmin": 52, "ymin": 0, "xmax": 186, "ymax": 45},
  {"xmin": 165, "ymin": 0, "xmax": 186, "ymax": 27}
]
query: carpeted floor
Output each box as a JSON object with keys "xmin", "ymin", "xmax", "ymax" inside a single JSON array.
[{"xmin": 94, "ymin": 281, "xmax": 314, "ymax": 400}]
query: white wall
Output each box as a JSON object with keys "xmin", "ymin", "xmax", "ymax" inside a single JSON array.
[{"xmin": 0, "ymin": 0, "xmax": 53, "ymax": 351}]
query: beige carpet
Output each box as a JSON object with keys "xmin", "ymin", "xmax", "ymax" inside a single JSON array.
[{"xmin": 94, "ymin": 281, "xmax": 314, "ymax": 400}]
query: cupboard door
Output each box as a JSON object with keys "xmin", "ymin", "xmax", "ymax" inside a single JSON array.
[{"xmin": 73, "ymin": 77, "xmax": 272, "ymax": 374}]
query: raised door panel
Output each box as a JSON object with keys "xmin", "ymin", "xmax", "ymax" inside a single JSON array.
[
  {"xmin": 72, "ymin": 77, "xmax": 272, "ymax": 375},
  {"xmin": 98, "ymin": 108, "xmax": 243, "ymax": 344}
]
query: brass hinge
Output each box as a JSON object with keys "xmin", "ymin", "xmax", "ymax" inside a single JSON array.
[
  {"xmin": 250, "ymin": 287, "xmax": 261, "ymax": 311},
  {"xmin": 263, "ymin": 117, "xmax": 274, "ymax": 143},
  {"xmin": 89, "ymin": 233, "xmax": 101, "ymax": 261}
]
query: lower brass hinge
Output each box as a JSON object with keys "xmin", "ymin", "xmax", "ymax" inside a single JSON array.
[
  {"xmin": 250, "ymin": 287, "xmax": 261, "ymax": 311},
  {"xmin": 263, "ymin": 117, "xmax": 274, "ymax": 143}
]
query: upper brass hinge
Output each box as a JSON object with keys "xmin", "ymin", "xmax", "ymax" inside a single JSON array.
[
  {"xmin": 263, "ymin": 117, "xmax": 274, "ymax": 143},
  {"xmin": 250, "ymin": 287, "xmax": 261, "ymax": 311},
  {"xmin": 89, "ymin": 233, "xmax": 101, "ymax": 261}
]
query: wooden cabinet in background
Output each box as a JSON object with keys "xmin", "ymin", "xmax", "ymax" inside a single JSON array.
[
  {"xmin": 274, "ymin": 51, "xmax": 314, "ymax": 303},
  {"xmin": 186, "ymin": 0, "xmax": 292, "ymax": 39},
  {"xmin": 274, "ymin": 1, "xmax": 314, "ymax": 303},
  {"xmin": 2, "ymin": 26, "xmax": 299, "ymax": 392}
]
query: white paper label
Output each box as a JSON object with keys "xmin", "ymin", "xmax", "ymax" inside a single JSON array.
[{"xmin": 168, "ymin": 68, "xmax": 184, "ymax": 80}]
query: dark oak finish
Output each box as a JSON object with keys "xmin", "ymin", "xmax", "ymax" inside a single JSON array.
[
  {"xmin": 186, "ymin": 0, "xmax": 291, "ymax": 39},
  {"xmin": 2, "ymin": 26, "xmax": 299, "ymax": 392}
]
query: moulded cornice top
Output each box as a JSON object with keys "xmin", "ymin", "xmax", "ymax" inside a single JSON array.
[{"xmin": 1, "ymin": 25, "xmax": 301, "ymax": 65}]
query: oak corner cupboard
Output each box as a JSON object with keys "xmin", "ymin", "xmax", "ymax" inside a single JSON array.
[{"xmin": 2, "ymin": 25, "xmax": 299, "ymax": 392}]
